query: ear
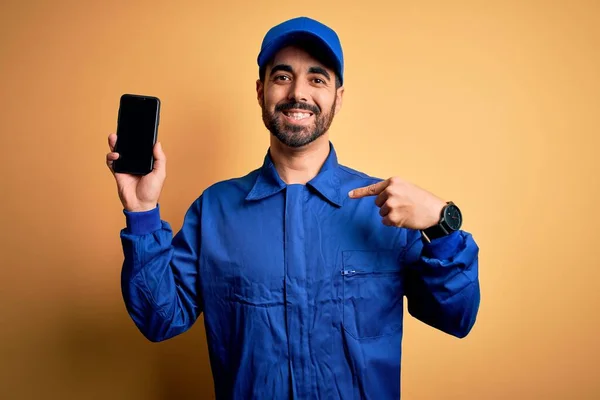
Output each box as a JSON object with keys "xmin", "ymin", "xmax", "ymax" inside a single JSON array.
[
  {"xmin": 256, "ymin": 79, "xmax": 264, "ymax": 107},
  {"xmin": 334, "ymin": 86, "xmax": 344, "ymax": 115}
]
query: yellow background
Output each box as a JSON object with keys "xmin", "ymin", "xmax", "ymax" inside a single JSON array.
[{"xmin": 1, "ymin": 0, "xmax": 599, "ymax": 399}]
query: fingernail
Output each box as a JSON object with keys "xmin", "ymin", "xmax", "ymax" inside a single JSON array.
[{"xmin": 348, "ymin": 190, "xmax": 354, "ymax": 197}]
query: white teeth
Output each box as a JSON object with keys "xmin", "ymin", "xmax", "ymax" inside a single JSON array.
[{"xmin": 285, "ymin": 112, "xmax": 311, "ymax": 120}]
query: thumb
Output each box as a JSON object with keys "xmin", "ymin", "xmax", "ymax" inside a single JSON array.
[{"xmin": 152, "ymin": 142, "xmax": 166, "ymax": 172}]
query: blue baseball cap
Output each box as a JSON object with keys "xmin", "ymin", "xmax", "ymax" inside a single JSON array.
[{"xmin": 257, "ymin": 16, "xmax": 344, "ymax": 85}]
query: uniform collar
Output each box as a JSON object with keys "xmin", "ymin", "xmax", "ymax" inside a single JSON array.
[{"xmin": 245, "ymin": 141, "xmax": 343, "ymax": 207}]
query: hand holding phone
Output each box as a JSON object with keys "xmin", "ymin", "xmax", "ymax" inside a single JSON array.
[{"xmin": 106, "ymin": 94, "xmax": 166, "ymax": 212}]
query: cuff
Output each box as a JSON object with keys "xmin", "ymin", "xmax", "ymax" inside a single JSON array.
[
  {"xmin": 422, "ymin": 230, "xmax": 463, "ymax": 260},
  {"xmin": 123, "ymin": 205, "xmax": 162, "ymax": 235}
]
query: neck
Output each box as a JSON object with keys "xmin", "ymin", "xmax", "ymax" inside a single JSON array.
[{"xmin": 269, "ymin": 134, "xmax": 331, "ymax": 185}]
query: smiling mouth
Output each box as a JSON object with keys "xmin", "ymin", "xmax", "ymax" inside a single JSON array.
[{"xmin": 282, "ymin": 111, "xmax": 314, "ymax": 121}]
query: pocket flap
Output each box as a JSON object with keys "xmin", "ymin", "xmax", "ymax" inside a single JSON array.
[{"xmin": 342, "ymin": 250, "xmax": 402, "ymax": 273}]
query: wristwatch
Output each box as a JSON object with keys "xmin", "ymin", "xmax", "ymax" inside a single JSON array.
[{"xmin": 420, "ymin": 201, "xmax": 462, "ymax": 243}]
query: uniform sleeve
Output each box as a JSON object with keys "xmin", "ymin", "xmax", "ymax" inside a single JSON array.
[
  {"xmin": 119, "ymin": 198, "xmax": 203, "ymax": 342},
  {"xmin": 403, "ymin": 229, "xmax": 480, "ymax": 338}
]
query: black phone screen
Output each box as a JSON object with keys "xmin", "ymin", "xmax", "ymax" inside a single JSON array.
[{"xmin": 113, "ymin": 94, "xmax": 160, "ymax": 175}]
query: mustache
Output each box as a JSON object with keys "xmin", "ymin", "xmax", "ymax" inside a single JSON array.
[{"xmin": 275, "ymin": 102, "xmax": 320, "ymax": 115}]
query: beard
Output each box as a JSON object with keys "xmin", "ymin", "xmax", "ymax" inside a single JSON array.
[{"xmin": 262, "ymin": 96, "xmax": 336, "ymax": 148}]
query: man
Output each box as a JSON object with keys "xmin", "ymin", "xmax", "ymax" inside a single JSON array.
[{"xmin": 106, "ymin": 16, "xmax": 480, "ymax": 400}]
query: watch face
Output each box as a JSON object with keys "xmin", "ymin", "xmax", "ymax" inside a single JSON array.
[{"xmin": 444, "ymin": 204, "xmax": 462, "ymax": 230}]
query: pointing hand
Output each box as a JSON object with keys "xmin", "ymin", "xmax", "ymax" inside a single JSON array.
[{"xmin": 348, "ymin": 177, "xmax": 446, "ymax": 230}]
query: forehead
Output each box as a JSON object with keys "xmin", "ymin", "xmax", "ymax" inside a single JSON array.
[{"xmin": 269, "ymin": 45, "xmax": 333, "ymax": 73}]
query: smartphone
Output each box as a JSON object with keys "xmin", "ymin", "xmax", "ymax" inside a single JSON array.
[{"xmin": 113, "ymin": 94, "xmax": 161, "ymax": 175}]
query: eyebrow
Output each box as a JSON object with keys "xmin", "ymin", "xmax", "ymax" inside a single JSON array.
[
  {"xmin": 308, "ymin": 66, "xmax": 331, "ymax": 81},
  {"xmin": 269, "ymin": 64, "xmax": 293, "ymax": 76},
  {"xmin": 269, "ymin": 64, "xmax": 332, "ymax": 81}
]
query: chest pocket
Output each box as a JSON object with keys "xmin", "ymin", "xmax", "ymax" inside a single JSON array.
[{"xmin": 342, "ymin": 250, "xmax": 405, "ymax": 340}]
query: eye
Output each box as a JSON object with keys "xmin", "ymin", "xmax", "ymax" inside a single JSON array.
[
  {"xmin": 313, "ymin": 78, "xmax": 325, "ymax": 84},
  {"xmin": 275, "ymin": 75, "xmax": 291, "ymax": 82}
]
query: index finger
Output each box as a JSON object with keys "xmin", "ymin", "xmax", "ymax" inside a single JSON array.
[
  {"xmin": 348, "ymin": 180, "xmax": 389, "ymax": 199},
  {"xmin": 108, "ymin": 133, "xmax": 117, "ymax": 152}
]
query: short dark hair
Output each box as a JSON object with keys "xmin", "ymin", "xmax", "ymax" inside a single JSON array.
[{"xmin": 258, "ymin": 37, "xmax": 343, "ymax": 89}]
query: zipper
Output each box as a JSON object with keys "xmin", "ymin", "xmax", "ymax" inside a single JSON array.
[{"xmin": 341, "ymin": 269, "xmax": 401, "ymax": 277}]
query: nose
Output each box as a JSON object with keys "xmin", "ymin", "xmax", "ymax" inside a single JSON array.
[{"xmin": 287, "ymin": 78, "xmax": 309, "ymax": 103}]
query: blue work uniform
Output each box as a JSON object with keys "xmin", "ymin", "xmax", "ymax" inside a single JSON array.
[{"xmin": 119, "ymin": 142, "xmax": 480, "ymax": 399}]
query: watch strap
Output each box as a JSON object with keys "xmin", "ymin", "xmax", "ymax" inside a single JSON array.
[{"xmin": 421, "ymin": 223, "xmax": 449, "ymax": 243}]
